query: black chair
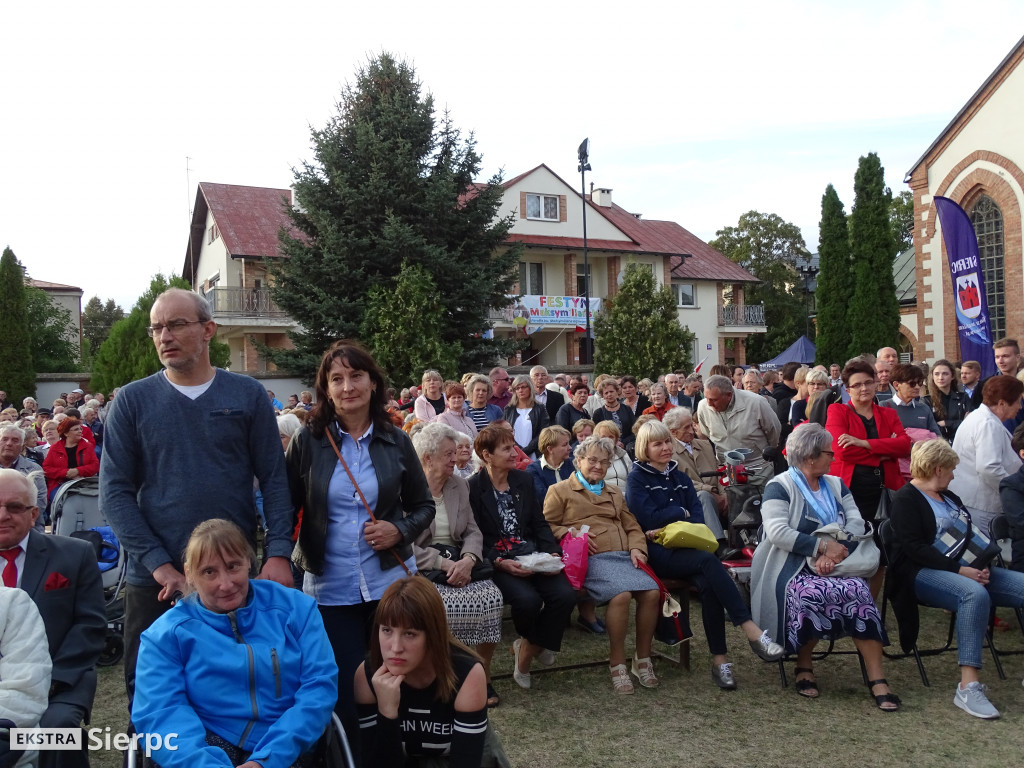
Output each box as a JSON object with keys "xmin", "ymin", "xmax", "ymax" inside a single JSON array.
[
  {"xmin": 877, "ymin": 519, "xmax": 1006, "ymax": 686},
  {"xmin": 987, "ymin": 515, "xmax": 1024, "ymax": 653}
]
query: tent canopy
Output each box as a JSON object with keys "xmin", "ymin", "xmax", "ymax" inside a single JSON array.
[{"xmin": 757, "ymin": 335, "xmax": 816, "ymax": 370}]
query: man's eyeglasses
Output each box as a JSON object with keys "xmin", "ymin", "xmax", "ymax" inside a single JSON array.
[
  {"xmin": 492, "ymin": 377, "xmax": 510, "ymax": 383},
  {"xmin": 146, "ymin": 320, "xmax": 204, "ymax": 337},
  {"xmin": 0, "ymin": 502, "xmax": 35, "ymax": 516}
]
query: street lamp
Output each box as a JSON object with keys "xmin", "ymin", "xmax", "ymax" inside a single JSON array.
[
  {"xmin": 797, "ymin": 261, "xmax": 819, "ymax": 339},
  {"xmin": 578, "ymin": 138, "xmax": 592, "ymax": 364}
]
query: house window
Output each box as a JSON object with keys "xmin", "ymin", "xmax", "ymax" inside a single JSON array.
[
  {"xmin": 673, "ymin": 283, "xmax": 695, "ymax": 307},
  {"xmin": 577, "ymin": 263, "xmax": 591, "ymax": 297},
  {"xmin": 970, "ymin": 195, "xmax": 1005, "ymax": 339},
  {"xmin": 207, "ymin": 223, "xmax": 220, "ymax": 244},
  {"xmin": 526, "ymin": 193, "xmax": 559, "ymax": 221},
  {"xmin": 519, "ymin": 262, "xmax": 544, "ymax": 295}
]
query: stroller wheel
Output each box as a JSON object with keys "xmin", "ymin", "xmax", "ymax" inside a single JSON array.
[{"xmin": 98, "ymin": 633, "xmax": 125, "ymax": 666}]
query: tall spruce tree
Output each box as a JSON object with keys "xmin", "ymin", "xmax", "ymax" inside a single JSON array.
[
  {"xmin": 593, "ymin": 262, "xmax": 694, "ymax": 377},
  {"xmin": 814, "ymin": 185, "xmax": 853, "ymax": 366},
  {"xmin": 710, "ymin": 211, "xmax": 809, "ymax": 363},
  {"xmin": 269, "ymin": 54, "xmax": 522, "ymax": 378},
  {"xmin": 0, "ymin": 246, "xmax": 35, "ymax": 400},
  {"xmin": 847, "ymin": 153, "xmax": 900, "ymax": 358}
]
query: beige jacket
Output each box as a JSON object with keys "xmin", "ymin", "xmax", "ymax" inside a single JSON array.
[
  {"xmin": 672, "ymin": 437, "xmax": 722, "ymax": 496},
  {"xmin": 542, "ymin": 473, "xmax": 647, "ymax": 555},
  {"xmin": 412, "ymin": 474, "xmax": 483, "ymax": 570}
]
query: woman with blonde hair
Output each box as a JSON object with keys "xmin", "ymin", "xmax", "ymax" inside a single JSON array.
[
  {"xmin": 503, "ymin": 375, "xmax": 548, "ymax": 459},
  {"xmin": 414, "ymin": 369, "xmax": 447, "ymax": 424}
]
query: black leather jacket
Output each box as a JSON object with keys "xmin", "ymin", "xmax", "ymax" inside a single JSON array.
[{"xmin": 286, "ymin": 422, "xmax": 434, "ymax": 575}]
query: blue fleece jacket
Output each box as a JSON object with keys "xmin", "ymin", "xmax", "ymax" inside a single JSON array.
[
  {"xmin": 133, "ymin": 580, "xmax": 338, "ymax": 768},
  {"xmin": 100, "ymin": 369, "xmax": 294, "ymax": 586},
  {"xmin": 625, "ymin": 460, "xmax": 705, "ymax": 530}
]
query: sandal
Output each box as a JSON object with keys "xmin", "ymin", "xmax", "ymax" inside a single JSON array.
[
  {"xmin": 486, "ymin": 682, "xmax": 500, "ymax": 708},
  {"xmin": 794, "ymin": 666, "xmax": 819, "ymax": 699},
  {"xmin": 610, "ymin": 663, "xmax": 634, "ymax": 695},
  {"xmin": 868, "ymin": 678, "xmax": 901, "ymax": 712}
]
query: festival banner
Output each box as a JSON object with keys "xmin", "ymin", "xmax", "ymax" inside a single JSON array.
[
  {"xmin": 933, "ymin": 196, "xmax": 997, "ymax": 379},
  {"xmin": 495, "ymin": 295, "xmax": 601, "ymax": 332}
]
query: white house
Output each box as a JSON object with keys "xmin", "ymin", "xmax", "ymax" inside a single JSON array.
[{"xmin": 490, "ymin": 164, "xmax": 763, "ymax": 369}]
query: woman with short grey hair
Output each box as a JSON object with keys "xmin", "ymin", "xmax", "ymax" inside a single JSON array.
[
  {"xmin": 751, "ymin": 422, "xmax": 898, "ymax": 709},
  {"xmin": 661, "ymin": 406, "xmax": 691, "ymax": 432},
  {"xmin": 784, "ymin": 421, "xmax": 833, "ymax": 466},
  {"xmin": 543, "ymin": 434, "xmax": 660, "ymax": 694}
]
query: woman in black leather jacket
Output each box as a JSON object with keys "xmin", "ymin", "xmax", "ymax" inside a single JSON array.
[
  {"xmin": 286, "ymin": 340, "xmax": 434, "ymax": 738},
  {"xmin": 503, "ymin": 375, "xmax": 549, "ymax": 459}
]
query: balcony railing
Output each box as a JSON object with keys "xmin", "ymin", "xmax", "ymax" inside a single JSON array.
[
  {"xmin": 719, "ymin": 304, "xmax": 766, "ymax": 326},
  {"xmin": 205, "ymin": 287, "xmax": 288, "ymax": 318}
]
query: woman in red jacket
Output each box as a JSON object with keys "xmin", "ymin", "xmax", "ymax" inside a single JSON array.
[
  {"xmin": 42, "ymin": 417, "xmax": 99, "ymax": 499},
  {"xmin": 826, "ymin": 359, "xmax": 911, "ymax": 594}
]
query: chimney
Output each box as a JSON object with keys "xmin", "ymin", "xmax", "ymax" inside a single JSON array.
[{"xmin": 592, "ymin": 187, "xmax": 613, "ymax": 207}]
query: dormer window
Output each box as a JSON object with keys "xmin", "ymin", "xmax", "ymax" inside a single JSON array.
[{"xmin": 526, "ymin": 193, "xmax": 559, "ymax": 221}]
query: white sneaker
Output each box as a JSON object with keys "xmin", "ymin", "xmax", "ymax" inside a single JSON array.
[
  {"xmin": 954, "ymin": 681, "xmax": 1000, "ymax": 719},
  {"xmin": 512, "ymin": 639, "xmax": 531, "ymax": 689},
  {"xmin": 538, "ymin": 648, "xmax": 556, "ymax": 667}
]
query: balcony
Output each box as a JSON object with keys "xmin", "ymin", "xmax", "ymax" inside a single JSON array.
[
  {"xmin": 718, "ymin": 304, "xmax": 766, "ymax": 327},
  {"xmin": 205, "ymin": 287, "xmax": 288, "ymax": 318}
]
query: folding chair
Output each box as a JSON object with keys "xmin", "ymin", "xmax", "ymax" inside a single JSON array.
[{"xmin": 877, "ymin": 519, "xmax": 1006, "ymax": 686}]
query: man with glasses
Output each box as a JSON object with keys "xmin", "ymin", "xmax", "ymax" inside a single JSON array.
[
  {"xmin": 1, "ymin": 468, "xmax": 105, "ymax": 768},
  {"xmin": 488, "ymin": 366, "xmax": 513, "ymax": 410},
  {"xmin": 0, "ymin": 425, "xmax": 46, "ymax": 526},
  {"xmin": 100, "ymin": 288, "xmax": 294, "ymax": 705}
]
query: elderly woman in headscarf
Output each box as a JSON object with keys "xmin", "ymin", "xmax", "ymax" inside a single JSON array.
[
  {"xmin": 542, "ymin": 435, "xmax": 661, "ymax": 695},
  {"xmin": 751, "ymin": 423, "xmax": 899, "ymax": 710}
]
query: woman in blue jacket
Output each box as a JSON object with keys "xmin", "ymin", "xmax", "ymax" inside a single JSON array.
[
  {"xmin": 133, "ymin": 519, "xmax": 338, "ymax": 768},
  {"xmin": 626, "ymin": 421, "xmax": 784, "ymax": 690}
]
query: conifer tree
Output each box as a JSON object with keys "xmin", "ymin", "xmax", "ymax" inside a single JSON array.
[
  {"xmin": 847, "ymin": 153, "xmax": 899, "ymax": 358},
  {"xmin": 593, "ymin": 262, "xmax": 694, "ymax": 377},
  {"xmin": 814, "ymin": 185, "xmax": 853, "ymax": 366},
  {"xmin": 270, "ymin": 54, "xmax": 522, "ymax": 378},
  {"xmin": 0, "ymin": 246, "xmax": 35, "ymax": 400}
]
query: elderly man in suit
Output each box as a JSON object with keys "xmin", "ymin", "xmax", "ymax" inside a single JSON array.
[{"xmin": 0, "ymin": 468, "xmax": 105, "ymax": 768}]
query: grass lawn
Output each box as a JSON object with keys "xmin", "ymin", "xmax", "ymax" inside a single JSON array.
[{"xmin": 87, "ymin": 602, "xmax": 1024, "ymax": 768}]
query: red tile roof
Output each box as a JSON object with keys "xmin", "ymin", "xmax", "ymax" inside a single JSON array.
[
  {"xmin": 183, "ymin": 183, "xmax": 294, "ymax": 281},
  {"xmin": 29, "ymin": 279, "xmax": 83, "ymax": 292},
  {"xmin": 504, "ymin": 164, "xmax": 757, "ymax": 283}
]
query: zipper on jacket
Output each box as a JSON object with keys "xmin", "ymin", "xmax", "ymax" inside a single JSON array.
[
  {"xmin": 228, "ymin": 611, "xmax": 259, "ymax": 745},
  {"xmin": 271, "ymin": 648, "xmax": 281, "ymax": 698}
]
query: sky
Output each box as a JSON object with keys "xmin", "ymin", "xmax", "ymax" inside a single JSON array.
[{"xmin": 3, "ymin": 1, "xmax": 1023, "ymax": 310}]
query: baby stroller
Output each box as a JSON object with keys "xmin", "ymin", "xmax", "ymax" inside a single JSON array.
[{"xmin": 49, "ymin": 475, "xmax": 126, "ymax": 666}]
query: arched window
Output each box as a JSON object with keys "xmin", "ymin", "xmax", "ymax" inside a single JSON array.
[{"xmin": 970, "ymin": 195, "xmax": 1005, "ymax": 339}]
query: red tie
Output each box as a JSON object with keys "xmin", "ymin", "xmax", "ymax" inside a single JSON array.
[{"xmin": 1, "ymin": 547, "xmax": 20, "ymax": 588}]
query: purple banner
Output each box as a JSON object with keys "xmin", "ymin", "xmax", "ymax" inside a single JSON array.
[{"xmin": 934, "ymin": 196, "xmax": 997, "ymax": 379}]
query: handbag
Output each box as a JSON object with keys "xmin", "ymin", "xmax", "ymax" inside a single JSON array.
[
  {"xmin": 876, "ymin": 486, "xmax": 895, "ymax": 522},
  {"xmin": 806, "ymin": 521, "xmax": 880, "ymax": 578},
  {"xmin": 933, "ymin": 507, "xmax": 1001, "ymax": 568},
  {"xmin": 656, "ymin": 521, "xmax": 718, "ymax": 552},
  {"xmin": 637, "ymin": 561, "xmax": 692, "ymax": 646},
  {"xmin": 325, "ymin": 428, "xmax": 412, "ymax": 576},
  {"xmin": 560, "ymin": 526, "xmax": 590, "ymax": 590},
  {"xmin": 420, "ymin": 543, "xmax": 494, "ymax": 585}
]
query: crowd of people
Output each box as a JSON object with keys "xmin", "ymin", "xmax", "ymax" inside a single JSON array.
[{"xmin": 6, "ymin": 292, "xmax": 1024, "ymax": 767}]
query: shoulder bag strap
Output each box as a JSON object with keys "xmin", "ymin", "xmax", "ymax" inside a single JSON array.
[{"xmin": 326, "ymin": 428, "xmax": 412, "ymax": 576}]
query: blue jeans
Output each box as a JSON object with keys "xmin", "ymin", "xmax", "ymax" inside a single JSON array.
[{"xmin": 914, "ymin": 566, "xmax": 1024, "ymax": 668}]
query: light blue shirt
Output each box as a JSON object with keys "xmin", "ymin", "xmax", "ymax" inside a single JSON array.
[{"xmin": 303, "ymin": 422, "xmax": 415, "ymax": 604}]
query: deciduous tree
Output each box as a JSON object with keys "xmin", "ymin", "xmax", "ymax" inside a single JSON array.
[
  {"xmin": 848, "ymin": 153, "xmax": 900, "ymax": 358},
  {"xmin": 361, "ymin": 261, "xmax": 462, "ymax": 386},
  {"xmin": 269, "ymin": 53, "xmax": 522, "ymax": 379},
  {"xmin": 814, "ymin": 185, "xmax": 853, "ymax": 366},
  {"xmin": 593, "ymin": 262, "xmax": 694, "ymax": 377},
  {"xmin": 710, "ymin": 212, "xmax": 810, "ymax": 363},
  {"xmin": 0, "ymin": 246, "xmax": 34, "ymax": 400},
  {"xmin": 24, "ymin": 285, "xmax": 80, "ymax": 373}
]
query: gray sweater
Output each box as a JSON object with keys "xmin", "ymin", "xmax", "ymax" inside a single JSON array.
[{"xmin": 99, "ymin": 369, "xmax": 293, "ymax": 586}]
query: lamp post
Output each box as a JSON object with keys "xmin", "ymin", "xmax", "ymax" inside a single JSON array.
[
  {"xmin": 578, "ymin": 138, "xmax": 592, "ymax": 364},
  {"xmin": 797, "ymin": 261, "xmax": 819, "ymax": 339}
]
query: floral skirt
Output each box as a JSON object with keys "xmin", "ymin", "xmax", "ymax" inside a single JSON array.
[{"xmin": 784, "ymin": 570, "xmax": 888, "ymax": 653}]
